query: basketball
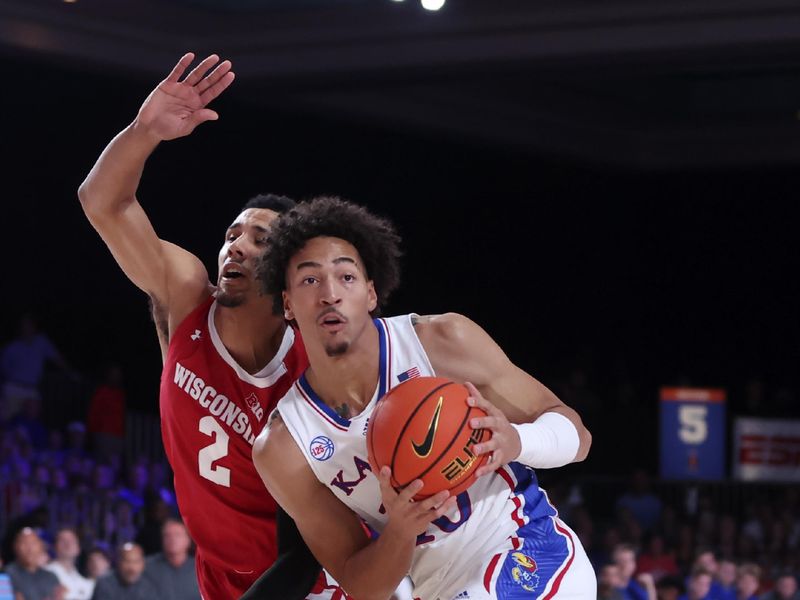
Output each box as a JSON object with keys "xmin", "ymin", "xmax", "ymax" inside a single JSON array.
[{"xmin": 367, "ymin": 376, "xmax": 491, "ymax": 500}]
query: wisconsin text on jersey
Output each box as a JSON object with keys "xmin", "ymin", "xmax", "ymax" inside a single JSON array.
[{"xmin": 172, "ymin": 362, "xmax": 264, "ymax": 445}]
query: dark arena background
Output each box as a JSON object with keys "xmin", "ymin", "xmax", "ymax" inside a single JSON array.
[{"xmin": 1, "ymin": 0, "xmax": 799, "ymax": 598}]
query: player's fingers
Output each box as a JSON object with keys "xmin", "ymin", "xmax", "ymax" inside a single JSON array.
[
  {"xmin": 199, "ymin": 72, "xmax": 235, "ymax": 106},
  {"xmin": 183, "ymin": 54, "xmax": 220, "ymax": 86},
  {"xmin": 473, "ymin": 437, "xmax": 498, "ymax": 456},
  {"xmin": 397, "ymin": 479, "xmax": 424, "ymax": 504},
  {"xmin": 470, "ymin": 415, "xmax": 500, "ymax": 431},
  {"xmin": 419, "ymin": 490, "xmax": 450, "ymax": 512},
  {"xmin": 197, "ymin": 60, "xmax": 232, "ymax": 93},
  {"xmin": 465, "ymin": 383, "xmax": 500, "ymax": 415},
  {"xmin": 185, "ymin": 109, "xmax": 219, "ymax": 132},
  {"xmin": 432, "ymin": 495, "xmax": 458, "ymax": 519},
  {"xmin": 475, "ymin": 453, "xmax": 500, "ymax": 478},
  {"xmin": 165, "ymin": 53, "xmax": 195, "ymax": 83}
]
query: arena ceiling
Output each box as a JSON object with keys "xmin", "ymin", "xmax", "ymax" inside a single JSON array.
[{"xmin": 3, "ymin": 0, "xmax": 800, "ymax": 168}]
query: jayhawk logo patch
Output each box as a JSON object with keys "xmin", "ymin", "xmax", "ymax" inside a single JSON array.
[{"xmin": 510, "ymin": 552, "xmax": 540, "ymax": 592}]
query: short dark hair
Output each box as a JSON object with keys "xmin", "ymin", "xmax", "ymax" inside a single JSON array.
[
  {"xmin": 258, "ymin": 196, "xmax": 402, "ymax": 316},
  {"xmin": 240, "ymin": 193, "xmax": 296, "ymax": 215}
]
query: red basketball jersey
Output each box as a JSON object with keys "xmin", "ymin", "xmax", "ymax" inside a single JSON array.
[{"xmin": 159, "ymin": 296, "xmax": 307, "ymax": 584}]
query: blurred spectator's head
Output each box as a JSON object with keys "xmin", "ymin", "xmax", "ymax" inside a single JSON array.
[
  {"xmin": 86, "ymin": 547, "xmax": 110, "ymax": 580},
  {"xmin": 54, "ymin": 527, "xmax": 81, "ymax": 563},
  {"xmin": 14, "ymin": 527, "xmax": 44, "ymax": 571},
  {"xmin": 92, "ymin": 463, "xmax": 116, "ymax": 490},
  {"xmin": 774, "ymin": 574, "xmax": 798, "ymax": 600},
  {"xmin": 116, "ymin": 543, "xmax": 145, "ymax": 585},
  {"xmin": 657, "ymin": 575, "xmax": 685, "ymax": 600},
  {"xmin": 693, "ymin": 548, "xmax": 718, "ymax": 575},
  {"xmin": 736, "ymin": 563, "xmax": 761, "ymax": 599},
  {"xmin": 687, "ymin": 568, "xmax": 713, "ymax": 600},
  {"xmin": 718, "ymin": 559, "xmax": 737, "ymax": 587},
  {"xmin": 598, "ymin": 563, "xmax": 623, "ymax": 597},
  {"xmin": 612, "ymin": 543, "xmax": 637, "ymax": 581},
  {"xmin": 128, "ymin": 462, "xmax": 149, "ymax": 491},
  {"xmin": 162, "ymin": 518, "xmax": 191, "ymax": 560}
]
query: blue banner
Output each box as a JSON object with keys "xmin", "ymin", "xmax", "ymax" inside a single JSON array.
[{"xmin": 659, "ymin": 387, "xmax": 726, "ymax": 481}]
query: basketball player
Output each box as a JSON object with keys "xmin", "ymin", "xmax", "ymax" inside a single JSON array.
[
  {"xmin": 78, "ymin": 53, "xmax": 329, "ymax": 599},
  {"xmin": 254, "ymin": 197, "xmax": 597, "ymax": 600}
]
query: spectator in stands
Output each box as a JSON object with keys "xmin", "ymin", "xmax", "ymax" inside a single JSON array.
[
  {"xmin": 5, "ymin": 528, "xmax": 62, "ymax": 600},
  {"xmin": 65, "ymin": 422, "xmax": 89, "ymax": 462},
  {"xmin": 143, "ymin": 519, "xmax": 199, "ymax": 600},
  {"xmin": 760, "ymin": 574, "xmax": 799, "ymax": 600},
  {"xmin": 616, "ymin": 469, "xmax": 664, "ymax": 533},
  {"xmin": 717, "ymin": 559, "xmax": 738, "ymax": 600},
  {"xmin": 90, "ymin": 543, "xmax": 160, "ymax": 600},
  {"xmin": 85, "ymin": 548, "xmax": 110, "ymax": 582},
  {"xmin": 117, "ymin": 463, "xmax": 149, "ymax": 514},
  {"xmin": 638, "ymin": 532, "xmax": 680, "ymax": 581},
  {"xmin": 135, "ymin": 493, "xmax": 171, "ymax": 556},
  {"xmin": 692, "ymin": 548, "xmax": 726, "ymax": 600},
  {"xmin": 0, "ymin": 314, "xmax": 72, "ymax": 423},
  {"xmin": 657, "ymin": 576, "xmax": 686, "ymax": 600},
  {"xmin": 613, "ymin": 543, "xmax": 656, "ymax": 600},
  {"xmin": 86, "ymin": 365, "xmax": 126, "ymax": 460},
  {"xmin": 680, "ymin": 568, "xmax": 714, "ymax": 600},
  {"xmin": 45, "ymin": 527, "xmax": 93, "ymax": 600},
  {"xmin": 598, "ymin": 563, "xmax": 625, "ymax": 600},
  {"xmin": 736, "ymin": 564, "xmax": 762, "ymax": 600}
]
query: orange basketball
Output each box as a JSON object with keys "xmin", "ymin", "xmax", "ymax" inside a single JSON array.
[{"xmin": 367, "ymin": 376, "xmax": 491, "ymax": 500}]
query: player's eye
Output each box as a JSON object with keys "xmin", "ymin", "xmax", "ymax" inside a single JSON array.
[{"xmin": 343, "ymin": 273, "xmax": 356, "ymax": 282}]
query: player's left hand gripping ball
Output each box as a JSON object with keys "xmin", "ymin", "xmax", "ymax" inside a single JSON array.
[{"xmin": 466, "ymin": 382, "xmax": 522, "ymax": 478}]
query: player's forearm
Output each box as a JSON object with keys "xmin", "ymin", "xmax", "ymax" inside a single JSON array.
[
  {"xmin": 339, "ymin": 528, "xmax": 415, "ymax": 600},
  {"xmin": 78, "ymin": 121, "xmax": 160, "ymax": 219}
]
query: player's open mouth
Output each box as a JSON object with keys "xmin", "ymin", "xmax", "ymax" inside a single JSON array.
[
  {"xmin": 221, "ymin": 265, "xmax": 247, "ymax": 280},
  {"xmin": 318, "ymin": 311, "xmax": 348, "ymax": 329}
]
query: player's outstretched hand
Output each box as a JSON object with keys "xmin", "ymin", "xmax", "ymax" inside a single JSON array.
[
  {"xmin": 377, "ymin": 467, "xmax": 455, "ymax": 538},
  {"xmin": 135, "ymin": 52, "xmax": 235, "ymax": 141},
  {"xmin": 466, "ymin": 381, "xmax": 522, "ymax": 478}
]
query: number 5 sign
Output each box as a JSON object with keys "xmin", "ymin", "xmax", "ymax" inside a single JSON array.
[{"xmin": 659, "ymin": 387, "xmax": 726, "ymax": 480}]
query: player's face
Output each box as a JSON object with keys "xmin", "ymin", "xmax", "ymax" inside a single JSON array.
[
  {"xmin": 217, "ymin": 208, "xmax": 279, "ymax": 308},
  {"xmin": 284, "ymin": 236, "xmax": 377, "ymax": 357}
]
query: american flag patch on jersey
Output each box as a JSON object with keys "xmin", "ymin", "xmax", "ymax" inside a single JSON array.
[{"xmin": 398, "ymin": 367, "xmax": 420, "ymax": 382}]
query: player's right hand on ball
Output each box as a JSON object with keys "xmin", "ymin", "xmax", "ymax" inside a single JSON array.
[
  {"xmin": 378, "ymin": 466, "xmax": 456, "ymax": 537},
  {"xmin": 134, "ymin": 53, "xmax": 235, "ymax": 141}
]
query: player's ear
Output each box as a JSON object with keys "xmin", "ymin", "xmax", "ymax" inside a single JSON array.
[
  {"xmin": 367, "ymin": 281, "xmax": 377, "ymax": 313},
  {"xmin": 282, "ymin": 291, "xmax": 294, "ymax": 321}
]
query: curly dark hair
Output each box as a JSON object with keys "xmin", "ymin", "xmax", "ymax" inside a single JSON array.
[{"xmin": 258, "ymin": 196, "xmax": 402, "ymax": 316}]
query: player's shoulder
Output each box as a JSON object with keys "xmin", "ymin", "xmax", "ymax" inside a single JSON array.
[
  {"xmin": 413, "ymin": 312, "xmax": 479, "ymax": 347},
  {"xmin": 252, "ymin": 410, "xmax": 290, "ymax": 461}
]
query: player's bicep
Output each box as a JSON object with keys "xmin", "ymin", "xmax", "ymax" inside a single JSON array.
[
  {"xmin": 421, "ymin": 313, "xmax": 563, "ymax": 422},
  {"xmin": 253, "ymin": 420, "xmax": 369, "ymax": 582}
]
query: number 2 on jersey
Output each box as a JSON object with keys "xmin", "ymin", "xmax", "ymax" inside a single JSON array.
[{"xmin": 199, "ymin": 416, "xmax": 231, "ymax": 487}]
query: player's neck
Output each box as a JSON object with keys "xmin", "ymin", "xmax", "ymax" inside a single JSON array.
[
  {"xmin": 305, "ymin": 324, "xmax": 380, "ymax": 418},
  {"xmin": 215, "ymin": 301, "xmax": 286, "ymax": 374}
]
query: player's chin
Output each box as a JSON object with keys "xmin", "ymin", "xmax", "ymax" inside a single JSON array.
[{"xmin": 216, "ymin": 289, "xmax": 247, "ymax": 308}]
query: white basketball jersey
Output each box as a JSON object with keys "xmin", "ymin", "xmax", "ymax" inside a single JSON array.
[{"xmin": 276, "ymin": 315, "xmax": 556, "ymax": 600}]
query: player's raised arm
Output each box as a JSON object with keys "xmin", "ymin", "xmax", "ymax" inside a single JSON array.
[
  {"xmin": 77, "ymin": 53, "xmax": 234, "ymax": 318},
  {"xmin": 415, "ymin": 312, "xmax": 592, "ymax": 476},
  {"xmin": 252, "ymin": 415, "xmax": 454, "ymax": 600}
]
